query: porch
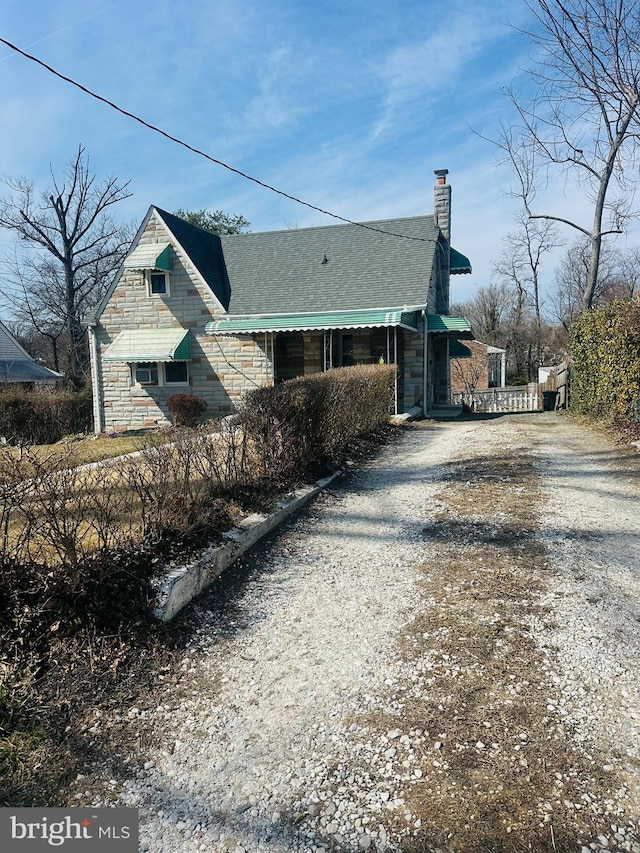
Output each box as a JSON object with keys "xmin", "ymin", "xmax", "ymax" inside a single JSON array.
[
  {"xmin": 205, "ymin": 308, "xmax": 473, "ymax": 417},
  {"xmin": 206, "ymin": 309, "xmax": 422, "ymax": 415}
]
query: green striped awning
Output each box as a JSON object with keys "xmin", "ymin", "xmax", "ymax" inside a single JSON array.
[
  {"xmin": 427, "ymin": 314, "xmax": 474, "ymax": 338},
  {"xmin": 123, "ymin": 243, "xmax": 172, "ymax": 271},
  {"xmin": 103, "ymin": 328, "xmax": 191, "ymax": 362},
  {"xmin": 205, "ymin": 308, "xmax": 420, "ymax": 335},
  {"xmin": 450, "ymin": 247, "xmax": 472, "ymax": 275}
]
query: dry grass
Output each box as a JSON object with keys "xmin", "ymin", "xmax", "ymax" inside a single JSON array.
[
  {"xmin": 4, "ymin": 427, "xmax": 176, "ymax": 471},
  {"xmin": 0, "ymin": 428, "xmax": 254, "ymax": 564},
  {"xmin": 0, "ymin": 621, "xmax": 186, "ymax": 808}
]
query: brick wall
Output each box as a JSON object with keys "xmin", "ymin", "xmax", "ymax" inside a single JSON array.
[{"xmin": 450, "ymin": 341, "xmax": 490, "ymax": 395}]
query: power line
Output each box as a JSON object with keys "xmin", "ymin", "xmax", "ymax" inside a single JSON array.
[{"xmin": 0, "ymin": 36, "xmax": 431, "ymax": 243}]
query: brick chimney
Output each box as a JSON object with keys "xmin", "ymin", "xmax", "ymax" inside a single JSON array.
[{"xmin": 433, "ymin": 168, "xmax": 451, "ymax": 243}]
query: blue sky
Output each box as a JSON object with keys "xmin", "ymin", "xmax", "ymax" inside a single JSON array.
[{"xmin": 0, "ymin": 0, "xmax": 596, "ymax": 311}]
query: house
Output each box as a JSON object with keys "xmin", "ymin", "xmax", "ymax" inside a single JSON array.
[
  {"xmin": 87, "ymin": 170, "xmax": 473, "ymax": 433},
  {"xmin": 0, "ymin": 321, "xmax": 63, "ymax": 386},
  {"xmin": 450, "ymin": 339, "xmax": 507, "ymax": 397}
]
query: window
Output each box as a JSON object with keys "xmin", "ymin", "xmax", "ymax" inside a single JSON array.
[
  {"xmin": 164, "ymin": 361, "xmax": 189, "ymax": 384},
  {"xmin": 134, "ymin": 362, "xmax": 158, "ymax": 385},
  {"xmin": 131, "ymin": 361, "xmax": 189, "ymax": 386},
  {"xmin": 147, "ymin": 270, "xmax": 169, "ymax": 296},
  {"xmin": 488, "ymin": 353, "xmax": 502, "ymax": 388}
]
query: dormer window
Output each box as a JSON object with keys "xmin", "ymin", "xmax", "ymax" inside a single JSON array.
[
  {"xmin": 147, "ymin": 270, "xmax": 169, "ymax": 297},
  {"xmin": 123, "ymin": 243, "xmax": 173, "ymax": 298}
]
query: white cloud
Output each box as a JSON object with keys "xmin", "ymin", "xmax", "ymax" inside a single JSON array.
[{"xmin": 368, "ymin": 2, "xmax": 522, "ymax": 143}]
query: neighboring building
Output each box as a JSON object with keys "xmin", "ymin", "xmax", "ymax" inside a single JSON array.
[
  {"xmin": 450, "ymin": 340, "xmax": 507, "ymax": 397},
  {"xmin": 87, "ymin": 171, "xmax": 473, "ymax": 433},
  {"xmin": 0, "ymin": 321, "xmax": 63, "ymax": 386},
  {"xmin": 538, "ymin": 366, "xmax": 553, "ymax": 384}
]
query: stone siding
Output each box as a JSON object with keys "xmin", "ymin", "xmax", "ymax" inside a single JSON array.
[
  {"xmin": 97, "ymin": 212, "xmax": 272, "ymax": 431},
  {"xmin": 433, "ymin": 181, "xmax": 451, "ymax": 242},
  {"xmin": 403, "ymin": 329, "xmax": 425, "ymax": 409}
]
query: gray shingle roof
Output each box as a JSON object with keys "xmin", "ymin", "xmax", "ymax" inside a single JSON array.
[
  {"xmin": 155, "ymin": 209, "xmax": 230, "ymax": 308},
  {"xmin": 220, "ymin": 216, "xmax": 439, "ymax": 314},
  {"xmin": 0, "ymin": 360, "xmax": 62, "ymax": 382},
  {"xmin": 0, "ymin": 322, "xmax": 62, "ymax": 382},
  {"xmin": 156, "ymin": 210, "xmax": 439, "ymax": 315}
]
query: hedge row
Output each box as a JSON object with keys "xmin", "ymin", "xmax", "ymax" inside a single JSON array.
[
  {"xmin": 0, "ymin": 388, "xmax": 93, "ymax": 444},
  {"xmin": 1, "ymin": 364, "xmax": 398, "ymax": 803},
  {"xmin": 241, "ymin": 363, "xmax": 397, "ymax": 484},
  {"xmin": 570, "ymin": 299, "xmax": 640, "ymax": 430}
]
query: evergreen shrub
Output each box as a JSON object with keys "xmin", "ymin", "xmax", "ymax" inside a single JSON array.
[
  {"xmin": 570, "ymin": 299, "xmax": 640, "ymax": 432},
  {"xmin": 0, "ymin": 387, "xmax": 92, "ymax": 444}
]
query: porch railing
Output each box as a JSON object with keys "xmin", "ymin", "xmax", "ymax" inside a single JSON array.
[{"xmin": 451, "ymin": 383, "xmax": 542, "ymax": 413}]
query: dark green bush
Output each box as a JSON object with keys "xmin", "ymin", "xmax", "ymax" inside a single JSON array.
[
  {"xmin": 166, "ymin": 393, "xmax": 208, "ymax": 427},
  {"xmin": 0, "ymin": 388, "xmax": 92, "ymax": 444},
  {"xmin": 570, "ymin": 299, "xmax": 640, "ymax": 432}
]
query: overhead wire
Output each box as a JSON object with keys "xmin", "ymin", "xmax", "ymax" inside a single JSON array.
[{"xmin": 0, "ymin": 36, "xmax": 431, "ymax": 243}]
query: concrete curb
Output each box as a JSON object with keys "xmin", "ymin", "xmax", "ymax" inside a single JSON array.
[{"xmin": 152, "ymin": 472, "xmax": 341, "ymax": 621}]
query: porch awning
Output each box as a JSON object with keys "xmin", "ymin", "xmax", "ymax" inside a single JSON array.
[
  {"xmin": 450, "ymin": 247, "xmax": 472, "ymax": 275},
  {"xmin": 102, "ymin": 328, "xmax": 191, "ymax": 362},
  {"xmin": 427, "ymin": 314, "xmax": 474, "ymax": 339},
  {"xmin": 449, "ymin": 339, "xmax": 472, "ymax": 358},
  {"xmin": 123, "ymin": 243, "xmax": 172, "ymax": 271},
  {"xmin": 205, "ymin": 308, "xmax": 420, "ymax": 335}
]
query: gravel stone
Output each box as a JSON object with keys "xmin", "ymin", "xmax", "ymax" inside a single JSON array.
[{"xmin": 81, "ymin": 417, "xmax": 639, "ymax": 852}]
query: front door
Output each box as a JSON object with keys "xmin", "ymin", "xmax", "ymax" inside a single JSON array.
[
  {"xmin": 331, "ymin": 332, "xmax": 354, "ymax": 367},
  {"xmin": 274, "ymin": 331, "xmax": 305, "ymax": 383}
]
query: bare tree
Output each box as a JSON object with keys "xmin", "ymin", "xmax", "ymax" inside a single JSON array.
[
  {"xmin": 453, "ymin": 283, "xmax": 548, "ymax": 382},
  {"xmin": 551, "ymin": 237, "xmax": 640, "ymax": 328},
  {"xmin": 493, "ymin": 214, "xmax": 563, "ymax": 369},
  {"xmin": 451, "ymin": 347, "xmax": 489, "ymax": 410},
  {"xmin": 452, "ymin": 283, "xmax": 513, "ymax": 348},
  {"xmin": 0, "ymin": 147, "xmax": 132, "ymax": 387},
  {"xmin": 613, "ymin": 245, "xmax": 640, "ymax": 299},
  {"xmin": 498, "ymin": 0, "xmax": 640, "ymax": 312},
  {"xmin": 5, "ymin": 253, "xmax": 73, "ymax": 373}
]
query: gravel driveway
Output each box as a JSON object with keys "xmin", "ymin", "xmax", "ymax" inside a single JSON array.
[{"xmin": 81, "ymin": 413, "xmax": 640, "ymax": 853}]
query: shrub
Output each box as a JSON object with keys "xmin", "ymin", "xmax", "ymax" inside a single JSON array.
[
  {"xmin": 570, "ymin": 299, "xmax": 640, "ymax": 433},
  {"xmin": 0, "ymin": 387, "xmax": 92, "ymax": 444},
  {"xmin": 240, "ymin": 364, "xmax": 397, "ymax": 485},
  {"xmin": 166, "ymin": 393, "xmax": 208, "ymax": 427}
]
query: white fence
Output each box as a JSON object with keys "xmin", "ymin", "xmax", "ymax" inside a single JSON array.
[{"xmin": 452, "ymin": 383, "xmax": 542, "ymax": 413}]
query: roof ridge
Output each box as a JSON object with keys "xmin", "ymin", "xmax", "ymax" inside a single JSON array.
[{"xmin": 220, "ymin": 213, "xmax": 434, "ymax": 239}]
